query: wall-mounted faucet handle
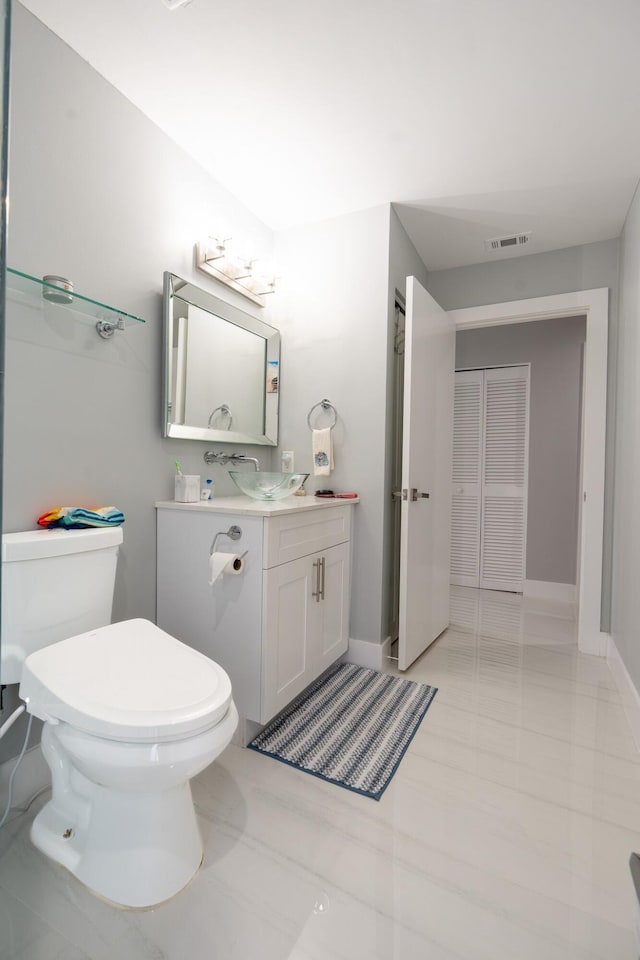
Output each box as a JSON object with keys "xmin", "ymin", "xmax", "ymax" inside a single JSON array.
[
  {"xmin": 204, "ymin": 451, "xmax": 228, "ymax": 465},
  {"xmin": 203, "ymin": 451, "xmax": 260, "ymax": 470}
]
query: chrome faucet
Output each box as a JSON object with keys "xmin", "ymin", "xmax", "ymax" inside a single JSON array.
[{"xmin": 203, "ymin": 451, "xmax": 260, "ymax": 470}]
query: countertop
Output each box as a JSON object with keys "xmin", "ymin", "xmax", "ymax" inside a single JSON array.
[{"xmin": 155, "ymin": 495, "xmax": 359, "ymax": 517}]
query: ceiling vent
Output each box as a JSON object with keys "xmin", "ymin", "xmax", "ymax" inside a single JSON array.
[{"xmin": 485, "ymin": 232, "xmax": 532, "ymax": 252}]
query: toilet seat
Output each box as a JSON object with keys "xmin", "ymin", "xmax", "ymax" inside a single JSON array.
[{"xmin": 20, "ymin": 619, "xmax": 233, "ymax": 743}]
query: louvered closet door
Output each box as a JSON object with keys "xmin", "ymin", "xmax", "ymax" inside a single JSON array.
[
  {"xmin": 479, "ymin": 366, "xmax": 529, "ymax": 592},
  {"xmin": 451, "ymin": 370, "xmax": 483, "ymax": 586}
]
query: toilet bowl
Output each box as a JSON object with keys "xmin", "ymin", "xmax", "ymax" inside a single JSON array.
[{"xmin": 19, "ymin": 617, "xmax": 238, "ymax": 908}]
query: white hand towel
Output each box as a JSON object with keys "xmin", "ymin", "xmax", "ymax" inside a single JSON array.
[{"xmin": 312, "ymin": 428, "xmax": 334, "ymax": 476}]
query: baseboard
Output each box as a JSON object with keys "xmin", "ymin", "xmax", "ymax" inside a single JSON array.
[
  {"xmin": 381, "ymin": 635, "xmax": 394, "ymax": 666},
  {"xmin": 346, "ymin": 636, "xmax": 393, "ymax": 671},
  {"xmin": 607, "ymin": 636, "xmax": 640, "ymax": 753},
  {"xmin": 524, "ymin": 579, "xmax": 576, "ymax": 603},
  {"xmin": 232, "ymin": 715, "xmax": 265, "ymax": 749},
  {"xmin": 0, "ymin": 744, "xmax": 50, "ymax": 816}
]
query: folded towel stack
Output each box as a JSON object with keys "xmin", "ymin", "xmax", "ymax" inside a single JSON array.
[{"xmin": 37, "ymin": 506, "xmax": 125, "ymax": 529}]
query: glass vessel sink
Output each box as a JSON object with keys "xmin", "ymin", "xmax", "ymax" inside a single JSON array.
[{"xmin": 229, "ymin": 471, "xmax": 309, "ymax": 501}]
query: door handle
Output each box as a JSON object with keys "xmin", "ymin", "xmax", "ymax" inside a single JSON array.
[
  {"xmin": 312, "ymin": 559, "xmax": 322, "ymax": 602},
  {"xmin": 411, "ymin": 488, "xmax": 430, "ymax": 501},
  {"xmin": 392, "ymin": 489, "xmax": 408, "ymax": 501},
  {"xmin": 319, "ymin": 556, "xmax": 326, "ymax": 601}
]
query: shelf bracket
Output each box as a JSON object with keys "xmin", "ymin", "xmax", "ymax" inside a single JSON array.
[{"xmin": 96, "ymin": 316, "xmax": 126, "ymax": 339}]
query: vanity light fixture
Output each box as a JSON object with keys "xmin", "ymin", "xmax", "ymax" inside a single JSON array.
[{"xmin": 195, "ymin": 237, "xmax": 276, "ymax": 308}]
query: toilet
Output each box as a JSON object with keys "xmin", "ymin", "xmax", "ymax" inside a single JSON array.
[{"xmin": 1, "ymin": 526, "xmax": 238, "ymax": 908}]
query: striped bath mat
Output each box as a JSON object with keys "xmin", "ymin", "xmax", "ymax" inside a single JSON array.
[{"xmin": 248, "ymin": 663, "xmax": 437, "ymax": 800}]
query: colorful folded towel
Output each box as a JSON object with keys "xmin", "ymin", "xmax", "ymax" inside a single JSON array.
[{"xmin": 37, "ymin": 506, "xmax": 125, "ymax": 529}]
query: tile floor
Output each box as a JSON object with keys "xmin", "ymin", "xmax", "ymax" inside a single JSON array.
[{"xmin": 1, "ymin": 587, "xmax": 639, "ymax": 959}]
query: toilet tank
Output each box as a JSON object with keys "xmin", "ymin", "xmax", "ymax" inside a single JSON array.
[{"xmin": 1, "ymin": 527, "xmax": 123, "ymax": 685}]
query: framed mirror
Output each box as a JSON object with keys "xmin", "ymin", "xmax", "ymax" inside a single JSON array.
[{"xmin": 162, "ymin": 272, "xmax": 280, "ymax": 445}]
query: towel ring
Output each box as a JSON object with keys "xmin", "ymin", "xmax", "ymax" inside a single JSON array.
[
  {"xmin": 207, "ymin": 404, "xmax": 233, "ymax": 430},
  {"xmin": 307, "ymin": 399, "xmax": 338, "ymax": 431}
]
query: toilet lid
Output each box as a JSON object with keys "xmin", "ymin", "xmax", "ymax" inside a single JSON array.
[{"xmin": 20, "ymin": 619, "xmax": 233, "ymax": 742}]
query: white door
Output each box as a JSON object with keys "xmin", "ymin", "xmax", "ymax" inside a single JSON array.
[
  {"xmin": 398, "ymin": 277, "xmax": 455, "ymax": 671},
  {"xmin": 479, "ymin": 366, "xmax": 529, "ymax": 592},
  {"xmin": 451, "ymin": 369, "xmax": 484, "ymax": 586},
  {"xmin": 451, "ymin": 366, "xmax": 530, "ymax": 592}
]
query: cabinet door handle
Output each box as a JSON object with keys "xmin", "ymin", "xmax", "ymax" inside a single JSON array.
[
  {"xmin": 319, "ymin": 556, "xmax": 326, "ymax": 600},
  {"xmin": 312, "ymin": 559, "xmax": 322, "ymax": 602}
]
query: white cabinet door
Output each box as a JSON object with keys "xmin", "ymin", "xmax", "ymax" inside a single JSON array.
[
  {"xmin": 262, "ymin": 542, "xmax": 350, "ymax": 723},
  {"xmin": 315, "ymin": 542, "xmax": 350, "ymax": 676},
  {"xmin": 262, "ymin": 555, "xmax": 314, "ymax": 722}
]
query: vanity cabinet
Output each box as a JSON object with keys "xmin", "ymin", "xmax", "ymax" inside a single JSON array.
[{"xmin": 156, "ymin": 498, "xmax": 356, "ymax": 730}]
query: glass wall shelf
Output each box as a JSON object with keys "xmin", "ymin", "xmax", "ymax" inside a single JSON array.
[{"xmin": 6, "ymin": 268, "xmax": 145, "ymax": 334}]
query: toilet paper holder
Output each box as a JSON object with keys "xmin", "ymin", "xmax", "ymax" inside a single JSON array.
[{"xmin": 210, "ymin": 524, "xmax": 245, "ymax": 556}]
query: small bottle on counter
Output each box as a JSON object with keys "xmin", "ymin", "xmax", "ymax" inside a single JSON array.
[{"xmin": 201, "ymin": 479, "xmax": 214, "ymax": 500}]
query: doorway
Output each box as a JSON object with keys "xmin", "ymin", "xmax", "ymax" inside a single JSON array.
[
  {"xmin": 387, "ymin": 285, "xmax": 608, "ymax": 667},
  {"xmin": 448, "ymin": 288, "xmax": 609, "ymax": 657}
]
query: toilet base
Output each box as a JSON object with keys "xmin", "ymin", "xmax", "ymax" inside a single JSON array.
[
  {"xmin": 29, "ymin": 703, "xmax": 238, "ymax": 908},
  {"xmin": 31, "ymin": 775, "xmax": 203, "ymax": 909}
]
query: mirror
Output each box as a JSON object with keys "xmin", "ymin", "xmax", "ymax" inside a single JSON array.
[{"xmin": 162, "ymin": 272, "xmax": 280, "ymax": 445}]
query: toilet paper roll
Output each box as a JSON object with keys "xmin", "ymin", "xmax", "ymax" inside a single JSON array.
[{"xmin": 208, "ymin": 551, "xmax": 245, "ymax": 585}]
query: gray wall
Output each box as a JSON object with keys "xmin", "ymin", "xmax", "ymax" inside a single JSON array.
[
  {"xmin": 0, "ymin": 5, "xmax": 277, "ymax": 763},
  {"xmin": 427, "ymin": 238, "xmax": 619, "ymax": 627},
  {"xmin": 456, "ymin": 317, "xmax": 586, "ymax": 586},
  {"xmin": 274, "ymin": 204, "xmax": 392, "ymax": 646},
  {"xmin": 612, "ymin": 181, "xmax": 640, "ymax": 691},
  {"xmin": 274, "ymin": 206, "xmax": 435, "ymax": 650}
]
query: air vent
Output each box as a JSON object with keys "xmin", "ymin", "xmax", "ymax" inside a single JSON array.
[{"xmin": 485, "ymin": 232, "xmax": 532, "ymax": 252}]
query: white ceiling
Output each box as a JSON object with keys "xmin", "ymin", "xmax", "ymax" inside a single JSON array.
[{"xmin": 19, "ymin": 0, "xmax": 640, "ymax": 270}]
